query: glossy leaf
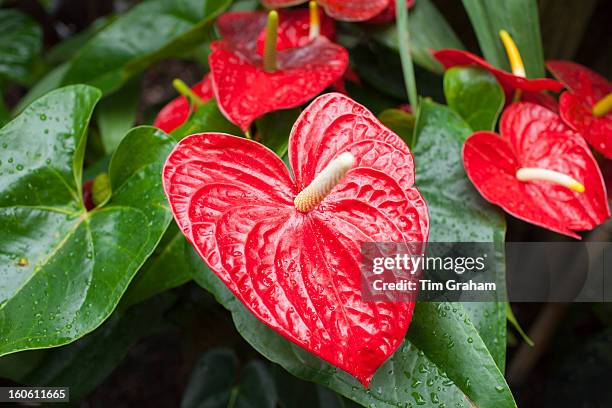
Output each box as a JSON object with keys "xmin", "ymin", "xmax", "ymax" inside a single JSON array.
[
  {"xmin": 181, "ymin": 348, "xmax": 276, "ymax": 408},
  {"xmin": 12, "ymin": 63, "xmax": 69, "ymax": 115},
  {"xmin": 22, "ymin": 294, "xmax": 175, "ymax": 402},
  {"xmin": 461, "ymin": 0, "xmax": 545, "ymax": 78},
  {"xmin": 0, "ymin": 92, "xmax": 8, "ymax": 127},
  {"xmin": 45, "ymin": 16, "xmax": 115, "ymax": 64},
  {"xmin": 96, "ymin": 78, "xmax": 141, "ymax": 153},
  {"xmin": 444, "ymin": 66, "xmax": 505, "ymax": 131},
  {"xmin": 368, "ymin": 0, "xmax": 464, "ymax": 73},
  {"xmin": 412, "ymin": 99, "xmax": 508, "ymax": 370},
  {"xmin": 164, "ymin": 93, "xmax": 428, "ymax": 386},
  {"xmin": 192, "ymin": 253, "xmax": 516, "ymax": 408},
  {"xmin": 61, "ymin": 0, "xmax": 230, "ymax": 94},
  {"xmin": 0, "ymin": 87, "xmax": 174, "ymax": 356},
  {"xmin": 0, "ymin": 9, "xmax": 42, "ymax": 83},
  {"xmin": 120, "ymin": 223, "xmax": 192, "ymax": 310}
]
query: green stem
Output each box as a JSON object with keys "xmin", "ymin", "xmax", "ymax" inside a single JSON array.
[
  {"xmin": 395, "ymin": 0, "xmax": 418, "ymax": 112},
  {"xmin": 172, "ymin": 79, "xmax": 204, "ymax": 107},
  {"xmin": 263, "ymin": 11, "xmax": 279, "ymax": 72}
]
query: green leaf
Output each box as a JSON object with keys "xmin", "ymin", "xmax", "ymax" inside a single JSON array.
[
  {"xmin": 255, "ymin": 108, "xmax": 301, "ymax": 156},
  {"xmin": 413, "ymin": 99, "xmax": 508, "ymax": 370},
  {"xmin": 182, "ymin": 348, "xmax": 277, "ymax": 408},
  {"xmin": 120, "ymin": 223, "xmax": 192, "ymax": 310},
  {"xmin": 96, "ymin": 77, "xmax": 141, "ymax": 153},
  {"xmin": 22, "ymin": 293, "xmax": 175, "ymax": 402},
  {"xmin": 12, "ymin": 63, "xmax": 70, "ymax": 116},
  {"xmin": 191, "ymin": 251, "xmax": 515, "ymax": 408},
  {"xmin": 45, "ymin": 16, "xmax": 115, "ymax": 65},
  {"xmin": 368, "ymin": 0, "xmax": 464, "ymax": 73},
  {"xmin": 443, "ymin": 66, "xmax": 505, "ymax": 131},
  {"xmin": 378, "ymin": 108, "xmax": 416, "ymax": 148},
  {"xmin": 0, "ymin": 91, "xmax": 8, "ymax": 127},
  {"xmin": 171, "ymin": 99, "xmax": 241, "ymax": 141},
  {"xmin": 0, "ymin": 9, "xmax": 42, "ymax": 83},
  {"xmin": 0, "ymin": 86, "xmax": 174, "ymax": 356},
  {"xmin": 461, "ymin": 0, "xmax": 545, "ymax": 78},
  {"xmin": 61, "ymin": 0, "xmax": 230, "ymax": 94}
]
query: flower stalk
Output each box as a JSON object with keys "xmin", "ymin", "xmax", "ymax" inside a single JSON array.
[
  {"xmin": 294, "ymin": 152, "xmax": 355, "ymax": 212},
  {"xmin": 395, "ymin": 0, "xmax": 418, "ymax": 115},
  {"xmin": 172, "ymin": 79, "xmax": 204, "ymax": 107}
]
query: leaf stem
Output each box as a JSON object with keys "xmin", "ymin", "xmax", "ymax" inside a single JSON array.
[
  {"xmin": 172, "ymin": 79, "xmax": 204, "ymax": 107},
  {"xmin": 395, "ymin": 0, "xmax": 418, "ymax": 112}
]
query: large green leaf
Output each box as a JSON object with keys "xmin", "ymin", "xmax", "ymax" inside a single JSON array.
[
  {"xmin": 12, "ymin": 63, "xmax": 69, "ymax": 116},
  {"xmin": 0, "ymin": 9, "xmax": 42, "ymax": 83},
  {"xmin": 61, "ymin": 0, "xmax": 230, "ymax": 94},
  {"xmin": 443, "ymin": 66, "xmax": 505, "ymax": 131},
  {"xmin": 96, "ymin": 77, "xmax": 141, "ymax": 154},
  {"xmin": 461, "ymin": 0, "xmax": 545, "ymax": 78},
  {"xmin": 45, "ymin": 16, "xmax": 115, "ymax": 65},
  {"xmin": 191, "ymin": 250, "xmax": 515, "ymax": 407},
  {"xmin": 0, "ymin": 86, "xmax": 174, "ymax": 356},
  {"xmin": 181, "ymin": 348, "xmax": 277, "ymax": 408},
  {"xmin": 367, "ymin": 0, "xmax": 464, "ymax": 73},
  {"xmin": 22, "ymin": 293, "xmax": 175, "ymax": 402},
  {"xmin": 413, "ymin": 99, "xmax": 507, "ymax": 370}
]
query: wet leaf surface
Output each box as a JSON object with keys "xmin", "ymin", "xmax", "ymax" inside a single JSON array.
[{"xmin": 0, "ymin": 86, "xmax": 174, "ymax": 356}]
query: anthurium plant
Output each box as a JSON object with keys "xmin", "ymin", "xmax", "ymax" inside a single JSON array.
[{"xmin": 0, "ymin": 0, "xmax": 610, "ymax": 406}]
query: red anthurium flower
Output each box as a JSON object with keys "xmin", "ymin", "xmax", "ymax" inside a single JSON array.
[
  {"xmin": 216, "ymin": 9, "xmax": 335, "ymax": 55},
  {"xmin": 261, "ymin": 0, "xmax": 395, "ymax": 22},
  {"xmin": 547, "ymin": 60, "xmax": 612, "ymax": 158},
  {"xmin": 433, "ymin": 49, "xmax": 563, "ymax": 100},
  {"xmin": 209, "ymin": 11, "xmax": 348, "ymax": 131},
  {"xmin": 153, "ymin": 76, "xmax": 214, "ymax": 133},
  {"xmin": 463, "ymin": 102, "xmax": 609, "ymax": 239},
  {"xmin": 162, "ymin": 93, "xmax": 430, "ymax": 386}
]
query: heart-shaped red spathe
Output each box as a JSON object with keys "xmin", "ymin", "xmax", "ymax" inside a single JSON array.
[
  {"xmin": 547, "ymin": 60, "xmax": 612, "ymax": 158},
  {"xmin": 216, "ymin": 10, "xmax": 336, "ymax": 56},
  {"xmin": 261, "ymin": 0, "xmax": 390, "ymax": 22},
  {"xmin": 162, "ymin": 93, "xmax": 429, "ymax": 386},
  {"xmin": 463, "ymin": 102, "xmax": 609, "ymax": 238},
  {"xmin": 209, "ymin": 36, "xmax": 348, "ymax": 131},
  {"xmin": 153, "ymin": 75, "xmax": 214, "ymax": 133},
  {"xmin": 433, "ymin": 49, "xmax": 563, "ymax": 103}
]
